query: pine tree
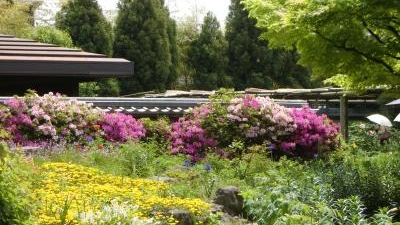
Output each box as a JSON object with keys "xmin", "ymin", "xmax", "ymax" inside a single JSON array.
[
  {"xmin": 113, "ymin": 0, "xmax": 173, "ymax": 94},
  {"xmin": 56, "ymin": 0, "xmax": 118, "ymax": 96},
  {"xmin": 225, "ymin": 0, "xmax": 311, "ymax": 90},
  {"xmin": 166, "ymin": 11, "xmax": 179, "ymax": 89},
  {"xmin": 56, "ymin": 0, "xmax": 113, "ymax": 56},
  {"xmin": 188, "ymin": 12, "xmax": 230, "ymax": 90}
]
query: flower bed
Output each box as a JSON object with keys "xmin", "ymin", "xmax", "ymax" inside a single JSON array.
[
  {"xmin": 0, "ymin": 92, "xmax": 339, "ymax": 161},
  {"xmin": 31, "ymin": 163, "xmax": 211, "ymax": 225}
]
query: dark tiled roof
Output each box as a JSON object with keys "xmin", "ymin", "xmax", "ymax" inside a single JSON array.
[
  {"xmin": 0, "ymin": 34, "xmax": 133, "ymax": 78},
  {"xmin": 0, "ymin": 96, "xmax": 382, "ymax": 118},
  {"xmin": 0, "ymin": 97, "xmax": 308, "ymax": 116}
]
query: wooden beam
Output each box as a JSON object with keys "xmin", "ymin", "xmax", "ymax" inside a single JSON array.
[{"xmin": 340, "ymin": 95, "xmax": 349, "ymax": 141}]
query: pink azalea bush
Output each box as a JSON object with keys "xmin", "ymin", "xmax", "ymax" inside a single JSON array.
[
  {"xmin": 224, "ymin": 95, "xmax": 296, "ymax": 144},
  {"xmin": 0, "ymin": 92, "xmax": 103, "ymax": 146},
  {"xmin": 172, "ymin": 93, "xmax": 339, "ymax": 160},
  {"xmin": 100, "ymin": 113, "xmax": 145, "ymax": 142},
  {"xmin": 280, "ymin": 106, "xmax": 340, "ymax": 158},
  {"xmin": 170, "ymin": 105, "xmax": 218, "ymax": 161},
  {"xmin": 0, "ymin": 92, "xmax": 146, "ymax": 147}
]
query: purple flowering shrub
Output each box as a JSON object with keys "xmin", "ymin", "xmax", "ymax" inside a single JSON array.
[
  {"xmin": 0, "ymin": 92, "xmax": 103, "ymax": 146},
  {"xmin": 280, "ymin": 106, "xmax": 340, "ymax": 158},
  {"xmin": 170, "ymin": 105, "xmax": 218, "ymax": 161},
  {"xmin": 172, "ymin": 93, "xmax": 340, "ymax": 161},
  {"xmin": 100, "ymin": 113, "xmax": 145, "ymax": 142}
]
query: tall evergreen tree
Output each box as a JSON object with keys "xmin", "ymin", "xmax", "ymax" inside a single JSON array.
[
  {"xmin": 113, "ymin": 0, "xmax": 173, "ymax": 94},
  {"xmin": 56, "ymin": 0, "xmax": 113, "ymax": 56},
  {"xmin": 166, "ymin": 11, "xmax": 179, "ymax": 89},
  {"xmin": 225, "ymin": 0, "xmax": 311, "ymax": 90},
  {"xmin": 55, "ymin": 0, "xmax": 119, "ymax": 96},
  {"xmin": 188, "ymin": 12, "xmax": 230, "ymax": 90}
]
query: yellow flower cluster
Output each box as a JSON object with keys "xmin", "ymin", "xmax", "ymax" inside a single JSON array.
[{"xmin": 30, "ymin": 162, "xmax": 211, "ymax": 225}]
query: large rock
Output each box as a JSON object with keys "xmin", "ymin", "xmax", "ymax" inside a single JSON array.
[
  {"xmin": 169, "ymin": 209, "xmax": 194, "ymax": 225},
  {"xmin": 214, "ymin": 186, "xmax": 244, "ymax": 216}
]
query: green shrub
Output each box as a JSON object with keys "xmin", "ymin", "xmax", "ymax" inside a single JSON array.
[
  {"xmin": 327, "ymin": 151, "xmax": 400, "ymax": 215},
  {"xmin": 243, "ymin": 157, "xmax": 397, "ymax": 224},
  {"xmin": 140, "ymin": 117, "xmax": 171, "ymax": 149},
  {"xmin": 27, "ymin": 26, "xmax": 74, "ymax": 47},
  {"xmin": 0, "ymin": 143, "xmax": 32, "ymax": 225},
  {"xmin": 242, "ymin": 158, "xmax": 328, "ymax": 223},
  {"xmin": 348, "ymin": 121, "xmax": 400, "ymax": 153},
  {"xmin": 116, "ymin": 141, "xmax": 184, "ymax": 178}
]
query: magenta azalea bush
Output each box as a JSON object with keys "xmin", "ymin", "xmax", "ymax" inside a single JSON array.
[
  {"xmin": 280, "ymin": 106, "xmax": 340, "ymax": 158},
  {"xmin": 100, "ymin": 113, "xmax": 145, "ymax": 142},
  {"xmin": 172, "ymin": 94, "xmax": 340, "ymax": 160}
]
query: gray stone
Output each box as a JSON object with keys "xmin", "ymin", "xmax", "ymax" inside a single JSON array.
[
  {"xmin": 151, "ymin": 176, "xmax": 177, "ymax": 183},
  {"xmin": 169, "ymin": 209, "xmax": 194, "ymax": 225},
  {"xmin": 214, "ymin": 186, "xmax": 244, "ymax": 216},
  {"xmin": 220, "ymin": 213, "xmax": 258, "ymax": 225}
]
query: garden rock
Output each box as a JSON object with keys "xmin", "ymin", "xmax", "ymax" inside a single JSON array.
[
  {"xmin": 151, "ymin": 176, "xmax": 177, "ymax": 183},
  {"xmin": 220, "ymin": 214, "xmax": 257, "ymax": 225},
  {"xmin": 169, "ymin": 209, "xmax": 194, "ymax": 225},
  {"xmin": 214, "ymin": 186, "xmax": 244, "ymax": 216}
]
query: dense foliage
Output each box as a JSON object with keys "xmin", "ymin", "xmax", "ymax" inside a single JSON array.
[
  {"xmin": 166, "ymin": 8, "xmax": 179, "ymax": 89},
  {"xmin": 226, "ymin": 0, "xmax": 312, "ymax": 90},
  {"xmin": 243, "ymin": 155, "xmax": 399, "ymax": 224},
  {"xmin": 241, "ymin": 0, "xmax": 400, "ymax": 92},
  {"xmin": 0, "ymin": 143, "xmax": 31, "ymax": 225},
  {"xmin": 188, "ymin": 12, "xmax": 231, "ymax": 90},
  {"xmin": 175, "ymin": 13, "xmax": 199, "ymax": 89},
  {"xmin": 328, "ymin": 151, "xmax": 400, "ymax": 215},
  {"xmin": 113, "ymin": 0, "xmax": 176, "ymax": 94},
  {"xmin": 0, "ymin": 1, "xmax": 32, "ymax": 37},
  {"xmin": 56, "ymin": 0, "xmax": 113, "ymax": 56}
]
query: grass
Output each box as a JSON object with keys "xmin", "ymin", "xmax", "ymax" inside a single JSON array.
[{"xmin": 6, "ymin": 128, "xmax": 400, "ymax": 224}]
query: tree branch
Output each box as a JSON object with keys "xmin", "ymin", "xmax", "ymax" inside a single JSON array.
[
  {"xmin": 314, "ymin": 30, "xmax": 398, "ymax": 75},
  {"xmin": 361, "ymin": 19, "xmax": 384, "ymax": 44},
  {"xmin": 387, "ymin": 25, "xmax": 400, "ymax": 41}
]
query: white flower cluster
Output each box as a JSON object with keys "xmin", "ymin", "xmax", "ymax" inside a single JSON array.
[{"xmin": 78, "ymin": 200, "xmax": 158, "ymax": 225}]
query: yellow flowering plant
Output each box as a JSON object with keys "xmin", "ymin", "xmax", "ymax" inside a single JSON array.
[{"xmin": 30, "ymin": 163, "xmax": 212, "ymax": 225}]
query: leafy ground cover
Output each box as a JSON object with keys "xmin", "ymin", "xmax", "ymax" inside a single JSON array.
[{"xmin": 1, "ymin": 92, "xmax": 400, "ymax": 224}]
